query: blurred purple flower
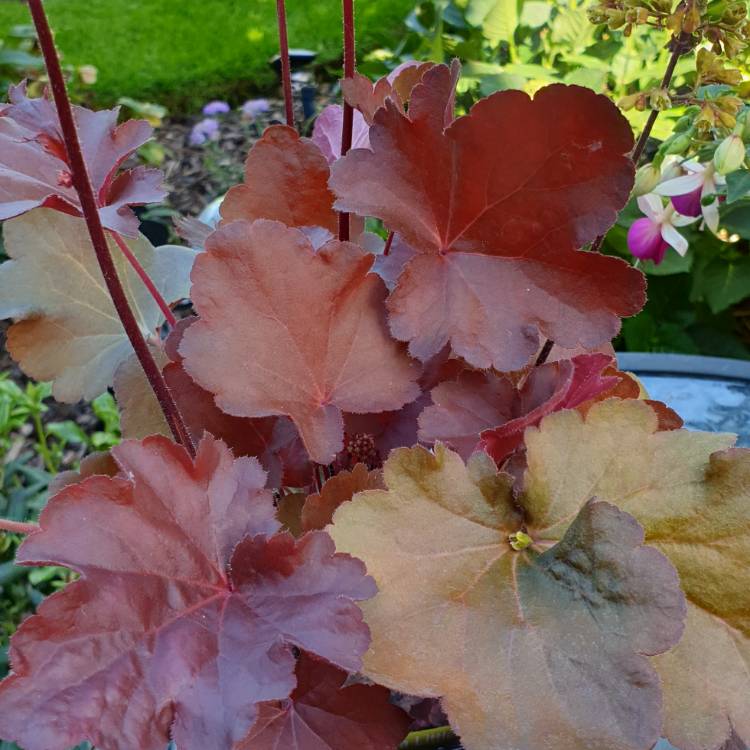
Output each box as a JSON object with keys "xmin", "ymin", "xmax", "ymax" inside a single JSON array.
[
  {"xmin": 202, "ymin": 100, "xmax": 230, "ymax": 116},
  {"xmin": 189, "ymin": 117, "xmax": 220, "ymax": 146},
  {"xmin": 241, "ymin": 98, "xmax": 271, "ymax": 119}
]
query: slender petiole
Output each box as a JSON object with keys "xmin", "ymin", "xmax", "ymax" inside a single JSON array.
[{"xmin": 27, "ymin": 0, "xmax": 195, "ymax": 456}]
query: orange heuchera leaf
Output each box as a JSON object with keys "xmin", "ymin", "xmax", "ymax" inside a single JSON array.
[
  {"xmin": 330, "ymin": 443, "xmax": 686, "ymax": 750},
  {"xmin": 239, "ymin": 652, "xmax": 410, "ymax": 750},
  {"xmin": 0, "ymin": 209, "xmax": 196, "ymax": 401},
  {"xmin": 0, "ymin": 83, "xmax": 164, "ymax": 236},
  {"xmin": 521, "ymin": 399, "xmax": 749, "ymax": 750},
  {"xmin": 303, "ymin": 464, "xmax": 384, "ymax": 531},
  {"xmin": 0, "ymin": 435, "xmax": 376, "ymax": 750},
  {"xmin": 341, "ymin": 61, "xmax": 435, "ymax": 124},
  {"xmin": 220, "ymin": 125, "xmax": 338, "ymax": 231},
  {"xmin": 330, "ymin": 65, "xmax": 645, "ymax": 371},
  {"xmin": 180, "ymin": 219, "xmax": 420, "ymax": 464}
]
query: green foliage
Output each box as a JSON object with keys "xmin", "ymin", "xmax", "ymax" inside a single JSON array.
[
  {"xmin": 0, "ymin": 376, "xmax": 121, "ymax": 686},
  {"xmin": 364, "ymin": 0, "xmax": 750, "ymax": 359},
  {"xmin": 0, "ymin": 24, "xmax": 42, "ymax": 92},
  {"xmin": 0, "ymin": 0, "xmax": 414, "ymax": 110}
]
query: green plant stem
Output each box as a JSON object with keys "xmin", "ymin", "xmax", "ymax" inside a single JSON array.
[
  {"xmin": 399, "ymin": 726, "xmax": 458, "ymax": 749},
  {"xmin": 31, "ymin": 411, "xmax": 56, "ymax": 474},
  {"xmin": 26, "ymin": 0, "xmax": 195, "ymax": 457},
  {"xmin": 589, "ymin": 33, "xmax": 690, "ymax": 257}
]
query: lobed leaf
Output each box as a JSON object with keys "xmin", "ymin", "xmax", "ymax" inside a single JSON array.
[
  {"xmin": 341, "ymin": 62, "xmax": 435, "ymax": 124},
  {"xmin": 113, "ymin": 317, "xmax": 304, "ymax": 488},
  {"xmin": 302, "ymin": 463, "xmax": 384, "ymax": 531},
  {"xmin": 311, "ymin": 104, "xmax": 371, "ymax": 164},
  {"xmin": 238, "ymin": 652, "xmax": 410, "ymax": 750},
  {"xmin": 0, "ymin": 435, "xmax": 375, "ymax": 750},
  {"xmin": 330, "ymin": 66, "xmax": 645, "ymax": 370},
  {"xmin": 330, "ymin": 443, "xmax": 686, "ymax": 750},
  {"xmin": 419, "ymin": 354, "xmax": 622, "ymax": 461},
  {"xmin": 180, "ymin": 219, "xmax": 420, "ymax": 464},
  {"xmin": 0, "ymin": 209, "xmax": 196, "ymax": 401},
  {"xmin": 221, "ymin": 125, "xmax": 338, "ymax": 231},
  {"xmin": 0, "ymin": 83, "xmax": 164, "ymax": 236},
  {"xmin": 521, "ymin": 399, "xmax": 750, "ymax": 750}
]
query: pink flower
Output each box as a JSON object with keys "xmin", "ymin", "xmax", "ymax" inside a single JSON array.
[
  {"xmin": 654, "ymin": 161, "xmax": 725, "ymax": 233},
  {"xmin": 627, "ymin": 194, "xmax": 697, "ymax": 264}
]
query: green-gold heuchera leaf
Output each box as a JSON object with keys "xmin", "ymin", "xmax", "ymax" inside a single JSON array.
[
  {"xmin": 330, "ymin": 63, "xmax": 646, "ymax": 372},
  {"xmin": 0, "ymin": 208, "xmax": 197, "ymax": 402},
  {"xmin": 0, "ymin": 435, "xmax": 377, "ymax": 750},
  {"xmin": 330, "ymin": 437, "xmax": 687, "ymax": 750},
  {"xmin": 520, "ymin": 399, "xmax": 749, "ymax": 750}
]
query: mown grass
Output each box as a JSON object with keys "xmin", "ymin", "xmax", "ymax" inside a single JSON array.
[{"xmin": 0, "ymin": 0, "xmax": 412, "ymax": 111}]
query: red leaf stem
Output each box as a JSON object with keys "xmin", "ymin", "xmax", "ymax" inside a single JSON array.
[
  {"xmin": 111, "ymin": 230, "xmax": 177, "ymax": 327},
  {"xmin": 275, "ymin": 0, "xmax": 295, "ymax": 128},
  {"xmin": 26, "ymin": 0, "xmax": 195, "ymax": 456},
  {"xmin": 383, "ymin": 230, "xmax": 395, "ymax": 256},
  {"xmin": 338, "ymin": 0, "xmax": 356, "ymax": 241},
  {"xmin": 0, "ymin": 519, "xmax": 40, "ymax": 536}
]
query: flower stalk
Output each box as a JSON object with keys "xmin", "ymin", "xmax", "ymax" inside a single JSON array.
[
  {"xmin": 275, "ymin": 0, "xmax": 295, "ymax": 128},
  {"xmin": 338, "ymin": 0, "xmax": 356, "ymax": 241},
  {"xmin": 27, "ymin": 0, "xmax": 195, "ymax": 456}
]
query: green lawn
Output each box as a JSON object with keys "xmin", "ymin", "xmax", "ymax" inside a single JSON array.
[{"xmin": 0, "ymin": 0, "xmax": 412, "ymax": 111}]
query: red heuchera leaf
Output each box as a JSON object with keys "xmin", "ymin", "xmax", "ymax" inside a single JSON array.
[
  {"xmin": 0, "ymin": 83, "xmax": 164, "ymax": 236},
  {"xmin": 419, "ymin": 354, "xmax": 620, "ymax": 461},
  {"xmin": 311, "ymin": 104, "xmax": 371, "ymax": 164},
  {"xmin": 0, "ymin": 435, "xmax": 375, "ymax": 750},
  {"xmin": 330, "ymin": 65, "xmax": 645, "ymax": 371},
  {"xmin": 162, "ymin": 317, "xmax": 310, "ymax": 488},
  {"xmin": 220, "ymin": 125, "xmax": 339, "ymax": 231},
  {"xmin": 576, "ymin": 365, "xmax": 684, "ymax": 431},
  {"xmin": 341, "ymin": 61, "xmax": 435, "ymax": 124},
  {"xmin": 180, "ymin": 219, "xmax": 421, "ymax": 464},
  {"xmin": 343, "ymin": 346, "xmax": 464, "ymax": 462},
  {"xmin": 238, "ymin": 653, "xmax": 410, "ymax": 750}
]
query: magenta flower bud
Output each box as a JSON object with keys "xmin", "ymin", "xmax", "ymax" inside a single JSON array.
[{"xmin": 627, "ymin": 217, "xmax": 669, "ymax": 264}]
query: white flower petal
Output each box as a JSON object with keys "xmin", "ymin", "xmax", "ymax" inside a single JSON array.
[
  {"xmin": 702, "ymin": 200, "xmax": 720, "ymax": 234},
  {"xmin": 637, "ymin": 193, "xmax": 665, "ymax": 222},
  {"xmin": 654, "ymin": 173, "xmax": 704, "ymax": 196},
  {"xmin": 661, "ymin": 223, "xmax": 689, "ymax": 255},
  {"xmin": 672, "ymin": 212, "xmax": 700, "ymax": 227}
]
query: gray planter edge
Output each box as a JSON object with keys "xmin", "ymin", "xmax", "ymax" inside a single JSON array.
[{"xmin": 617, "ymin": 352, "xmax": 750, "ymax": 381}]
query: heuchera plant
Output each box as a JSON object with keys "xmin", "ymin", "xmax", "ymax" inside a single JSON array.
[{"xmin": 0, "ymin": 1, "xmax": 747, "ymax": 749}]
